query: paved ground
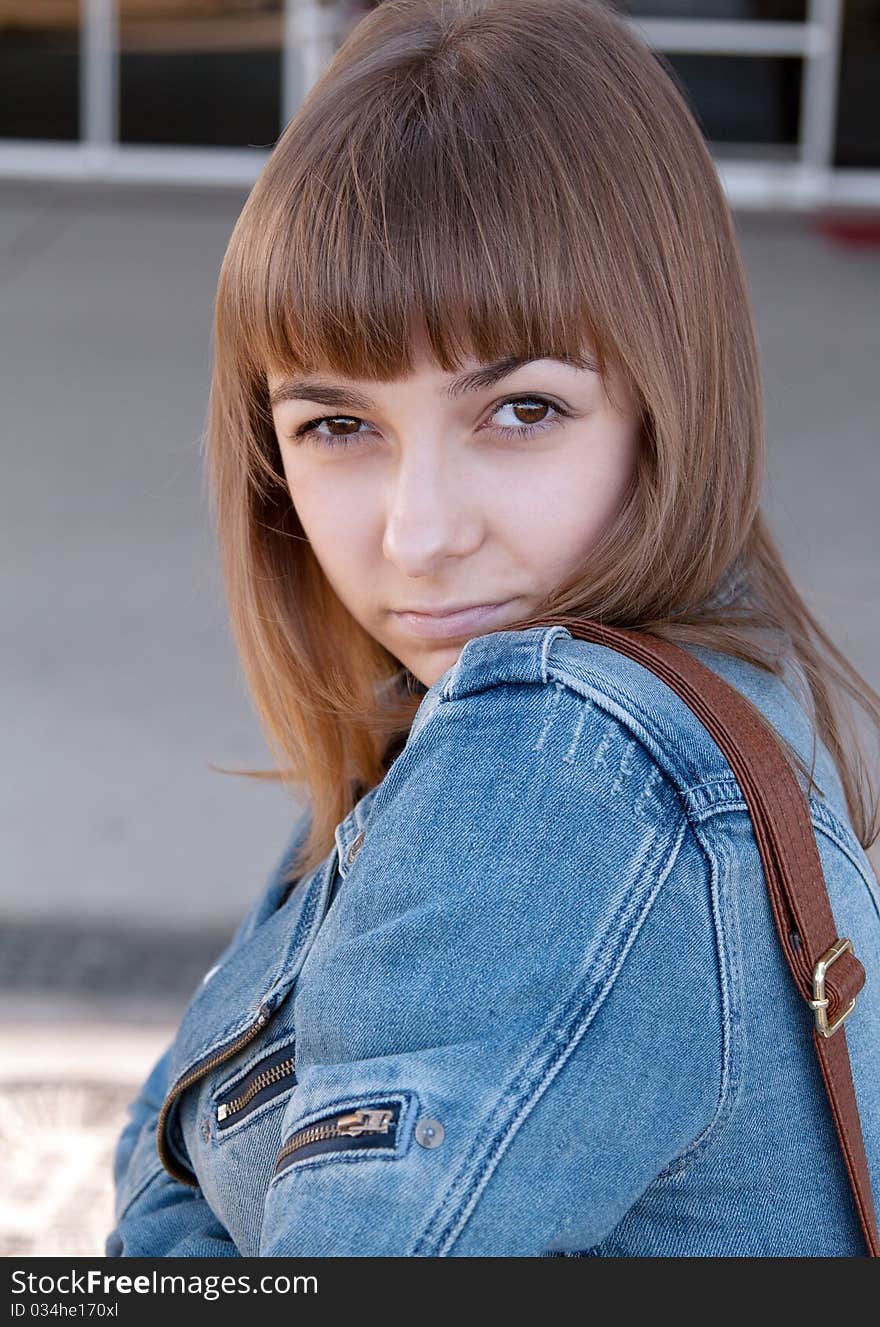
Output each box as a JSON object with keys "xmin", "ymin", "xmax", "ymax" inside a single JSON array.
[
  {"xmin": 0, "ymin": 1023, "xmax": 173, "ymax": 1257},
  {"xmin": 0, "ymin": 181, "xmax": 878, "ymax": 1256}
]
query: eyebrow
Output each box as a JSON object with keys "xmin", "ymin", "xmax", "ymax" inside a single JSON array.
[{"xmin": 267, "ymin": 353, "xmax": 598, "ymax": 411}]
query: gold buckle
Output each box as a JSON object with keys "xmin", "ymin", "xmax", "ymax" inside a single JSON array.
[{"xmin": 808, "ymin": 937, "xmax": 857, "ymax": 1038}]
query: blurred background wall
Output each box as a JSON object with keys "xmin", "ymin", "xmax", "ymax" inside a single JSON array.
[{"xmin": 1, "ymin": 0, "xmax": 878, "ymax": 1255}]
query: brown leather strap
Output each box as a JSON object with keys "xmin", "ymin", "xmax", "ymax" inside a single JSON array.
[{"xmin": 520, "ymin": 614, "xmax": 879, "ymax": 1257}]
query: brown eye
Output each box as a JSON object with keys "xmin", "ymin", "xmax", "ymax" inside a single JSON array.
[
  {"xmin": 325, "ymin": 417, "xmax": 361, "ymax": 435},
  {"xmin": 510, "ymin": 400, "xmax": 550, "ymax": 425},
  {"xmin": 489, "ymin": 396, "xmax": 567, "ymax": 441},
  {"xmin": 293, "ymin": 413, "xmax": 372, "ymax": 450}
]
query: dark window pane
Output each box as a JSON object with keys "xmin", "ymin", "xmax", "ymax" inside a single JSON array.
[
  {"xmin": 620, "ymin": 2, "xmax": 807, "ymax": 18},
  {"xmin": 360, "ymin": 0, "xmax": 808, "ymax": 16},
  {"xmin": 0, "ymin": 1, "xmax": 80, "ymax": 141},
  {"xmin": 118, "ymin": 1, "xmax": 283, "ymax": 147},
  {"xmin": 353, "ymin": 5, "xmax": 805, "ymax": 155},
  {"xmin": 660, "ymin": 52, "xmax": 802, "ymax": 147},
  {"xmin": 835, "ymin": 1, "xmax": 880, "ymax": 168}
]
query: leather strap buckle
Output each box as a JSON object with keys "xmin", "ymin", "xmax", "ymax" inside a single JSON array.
[{"xmin": 808, "ymin": 937, "xmax": 858, "ymax": 1038}]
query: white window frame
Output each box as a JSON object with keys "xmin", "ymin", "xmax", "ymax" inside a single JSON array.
[{"xmin": 1, "ymin": 0, "xmax": 878, "ymax": 208}]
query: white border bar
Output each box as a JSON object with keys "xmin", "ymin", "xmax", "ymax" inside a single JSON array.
[
  {"xmin": 799, "ymin": 0, "xmax": 844, "ymax": 170},
  {"xmin": 625, "ymin": 17, "xmax": 828, "ymax": 58},
  {"xmin": 2, "ymin": 141, "xmax": 879, "ymax": 209},
  {"xmin": 716, "ymin": 160, "xmax": 880, "ymax": 210},
  {"xmin": 282, "ymin": 0, "xmax": 340, "ymax": 127},
  {"xmin": 81, "ymin": 0, "xmax": 118, "ymax": 148},
  {"xmin": 0, "ymin": 141, "xmax": 270, "ymax": 187}
]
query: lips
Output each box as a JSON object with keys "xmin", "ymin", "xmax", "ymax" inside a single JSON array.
[
  {"xmin": 395, "ymin": 602, "xmax": 496, "ymax": 617},
  {"xmin": 391, "ymin": 599, "xmax": 514, "ymax": 642}
]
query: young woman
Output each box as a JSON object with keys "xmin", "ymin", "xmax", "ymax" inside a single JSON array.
[{"xmin": 107, "ymin": 0, "xmax": 880, "ymax": 1257}]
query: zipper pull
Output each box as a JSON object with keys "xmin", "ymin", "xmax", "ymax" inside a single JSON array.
[{"xmin": 335, "ymin": 1108, "xmax": 394, "ymax": 1136}]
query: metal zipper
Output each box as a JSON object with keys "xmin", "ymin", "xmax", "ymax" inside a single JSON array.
[
  {"xmin": 216, "ymin": 1054, "xmax": 296, "ymax": 1124},
  {"xmin": 275, "ymin": 1105, "xmax": 398, "ymax": 1173},
  {"xmin": 156, "ymin": 844, "xmax": 344, "ymax": 1184},
  {"xmin": 157, "ymin": 1007, "xmax": 271, "ymax": 1186}
]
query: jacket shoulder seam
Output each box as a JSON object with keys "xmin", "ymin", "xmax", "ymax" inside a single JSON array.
[
  {"xmin": 648, "ymin": 820, "xmax": 743, "ymax": 1184},
  {"xmin": 543, "ymin": 662, "xmax": 719, "ymax": 794}
]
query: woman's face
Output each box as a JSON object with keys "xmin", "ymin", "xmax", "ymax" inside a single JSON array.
[{"xmin": 268, "ymin": 347, "xmax": 641, "ymax": 688}]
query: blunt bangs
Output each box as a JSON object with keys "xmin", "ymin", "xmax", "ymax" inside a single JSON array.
[{"xmin": 219, "ymin": 22, "xmax": 615, "ymax": 390}]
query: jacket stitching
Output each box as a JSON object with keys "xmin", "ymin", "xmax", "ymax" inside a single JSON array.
[
  {"xmin": 562, "ymin": 698, "xmax": 592, "ymax": 764},
  {"xmin": 538, "ymin": 624, "xmax": 572, "ymax": 681},
  {"xmin": 268, "ymin": 1149, "xmax": 403, "ymax": 1183},
  {"xmin": 410, "ymin": 814, "xmax": 689, "ymax": 1257},
  {"xmin": 116, "ymin": 1148, "xmax": 181, "ymax": 1224},
  {"xmin": 209, "ymin": 1034, "xmax": 300, "ymax": 1143},
  {"xmin": 215, "ymin": 1031, "xmax": 298, "ymax": 1100},
  {"xmin": 685, "ymin": 794, "xmax": 879, "ymax": 919},
  {"xmin": 266, "ymin": 1091, "xmax": 416, "ymax": 1188},
  {"xmin": 650, "ymin": 825, "xmax": 743, "ymax": 1183},
  {"xmin": 811, "ymin": 819, "xmax": 880, "ymax": 923},
  {"xmin": 544, "ymin": 667, "xmax": 700, "ymax": 790},
  {"xmin": 810, "ymin": 798, "xmax": 878, "ymax": 872},
  {"xmin": 532, "ymin": 680, "xmax": 564, "ymax": 752}
]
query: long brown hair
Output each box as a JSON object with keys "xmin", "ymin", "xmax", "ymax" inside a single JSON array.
[{"xmin": 205, "ymin": 0, "xmax": 880, "ymax": 881}]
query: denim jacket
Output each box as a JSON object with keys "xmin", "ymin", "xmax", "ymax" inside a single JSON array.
[{"xmin": 106, "ymin": 625, "xmax": 880, "ymax": 1257}]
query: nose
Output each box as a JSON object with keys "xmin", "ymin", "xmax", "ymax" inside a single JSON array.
[{"xmin": 381, "ymin": 441, "xmax": 482, "ymax": 576}]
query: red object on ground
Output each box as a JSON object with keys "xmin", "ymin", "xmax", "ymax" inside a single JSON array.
[{"xmin": 811, "ymin": 212, "xmax": 880, "ymax": 249}]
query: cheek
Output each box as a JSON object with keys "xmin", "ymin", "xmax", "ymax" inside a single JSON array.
[
  {"xmin": 499, "ymin": 421, "xmax": 639, "ymax": 563},
  {"xmin": 282, "ymin": 465, "xmax": 375, "ymax": 574},
  {"xmin": 566, "ymin": 440, "xmax": 637, "ymax": 536}
]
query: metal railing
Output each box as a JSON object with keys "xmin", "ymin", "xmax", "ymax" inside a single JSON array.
[{"xmin": 0, "ymin": 0, "xmax": 877, "ymax": 207}]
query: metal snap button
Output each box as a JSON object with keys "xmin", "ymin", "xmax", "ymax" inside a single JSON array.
[
  {"xmin": 415, "ymin": 1117, "xmax": 445, "ymax": 1149},
  {"xmin": 345, "ymin": 829, "xmax": 366, "ymax": 866}
]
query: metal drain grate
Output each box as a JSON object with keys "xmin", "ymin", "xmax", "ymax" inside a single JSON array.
[{"xmin": 0, "ymin": 1079, "xmax": 142, "ymax": 1257}]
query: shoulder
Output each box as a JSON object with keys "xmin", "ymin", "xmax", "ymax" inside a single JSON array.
[
  {"xmin": 401, "ymin": 624, "xmax": 847, "ymax": 820},
  {"xmin": 399, "ymin": 624, "xmax": 724, "ymax": 801},
  {"xmin": 371, "ymin": 626, "xmax": 690, "ymax": 866}
]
